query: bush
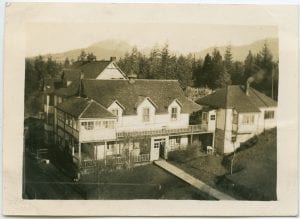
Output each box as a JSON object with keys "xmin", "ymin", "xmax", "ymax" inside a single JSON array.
[{"xmin": 167, "ymin": 150, "xmax": 189, "ymax": 163}]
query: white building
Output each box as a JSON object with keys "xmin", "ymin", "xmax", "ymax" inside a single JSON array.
[{"xmin": 197, "ymin": 84, "xmax": 277, "ymax": 154}]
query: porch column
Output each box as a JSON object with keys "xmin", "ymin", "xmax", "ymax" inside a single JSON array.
[
  {"xmin": 104, "ymin": 141, "xmax": 107, "ymax": 165},
  {"xmin": 78, "ymin": 142, "xmax": 82, "ymax": 162},
  {"xmin": 72, "ymin": 146, "xmax": 74, "ymax": 156},
  {"xmin": 212, "ymin": 132, "xmax": 215, "ymax": 150}
]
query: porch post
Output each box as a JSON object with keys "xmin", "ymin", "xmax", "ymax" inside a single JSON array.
[
  {"xmin": 191, "ymin": 134, "xmax": 194, "ymax": 145},
  {"xmin": 72, "ymin": 146, "xmax": 74, "ymax": 156},
  {"xmin": 78, "ymin": 142, "xmax": 82, "ymax": 162},
  {"xmin": 212, "ymin": 132, "xmax": 215, "ymax": 150},
  {"xmin": 104, "ymin": 141, "xmax": 107, "ymax": 165}
]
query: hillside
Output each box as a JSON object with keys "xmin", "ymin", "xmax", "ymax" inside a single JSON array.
[
  {"xmin": 32, "ymin": 38, "xmax": 278, "ymax": 63},
  {"xmin": 194, "ymin": 38, "xmax": 278, "ymax": 61},
  {"xmin": 39, "ymin": 39, "xmax": 140, "ymax": 62}
]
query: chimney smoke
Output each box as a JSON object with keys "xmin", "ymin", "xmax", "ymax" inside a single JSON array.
[{"xmin": 246, "ymin": 76, "xmax": 255, "ymax": 96}]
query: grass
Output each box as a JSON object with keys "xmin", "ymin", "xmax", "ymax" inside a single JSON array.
[
  {"xmin": 169, "ymin": 128, "xmax": 277, "ymax": 200},
  {"xmin": 219, "ymin": 128, "xmax": 277, "ymax": 200},
  {"xmin": 80, "ymin": 164, "xmax": 215, "ymax": 200}
]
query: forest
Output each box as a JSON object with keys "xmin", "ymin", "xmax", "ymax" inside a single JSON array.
[{"xmin": 25, "ymin": 42, "xmax": 278, "ymax": 116}]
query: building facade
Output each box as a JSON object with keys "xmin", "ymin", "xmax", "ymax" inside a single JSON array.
[{"xmin": 197, "ymin": 84, "xmax": 277, "ymax": 154}]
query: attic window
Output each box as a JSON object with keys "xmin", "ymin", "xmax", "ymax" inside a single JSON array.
[
  {"xmin": 143, "ymin": 108, "xmax": 150, "ymax": 122},
  {"xmin": 171, "ymin": 107, "xmax": 178, "ymax": 121}
]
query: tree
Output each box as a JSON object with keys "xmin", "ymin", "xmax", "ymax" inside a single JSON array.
[
  {"xmin": 231, "ymin": 61, "xmax": 244, "ymax": 85},
  {"xmin": 211, "ymin": 48, "xmax": 231, "ymax": 89},
  {"xmin": 224, "ymin": 45, "xmax": 234, "ymax": 76},
  {"xmin": 78, "ymin": 50, "xmax": 87, "ymax": 61},
  {"xmin": 86, "ymin": 53, "xmax": 97, "ymax": 62},
  {"xmin": 195, "ymin": 53, "xmax": 212, "ymax": 88},
  {"xmin": 243, "ymin": 50, "xmax": 257, "ymax": 82},
  {"xmin": 64, "ymin": 58, "xmax": 70, "ymax": 68}
]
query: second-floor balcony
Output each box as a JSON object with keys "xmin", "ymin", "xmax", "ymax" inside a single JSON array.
[{"xmin": 116, "ymin": 124, "xmax": 209, "ymax": 139}]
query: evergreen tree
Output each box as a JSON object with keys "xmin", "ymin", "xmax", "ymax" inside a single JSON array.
[
  {"xmin": 211, "ymin": 49, "xmax": 231, "ymax": 89},
  {"xmin": 64, "ymin": 58, "xmax": 70, "ymax": 68},
  {"xmin": 224, "ymin": 45, "xmax": 234, "ymax": 76},
  {"xmin": 243, "ymin": 50, "xmax": 257, "ymax": 82},
  {"xmin": 86, "ymin": 53, "xmax": 97, "ymax": 61},
  {"xmin": 78, "ymin": 50, "xmax": 87, "ymax": 61}
]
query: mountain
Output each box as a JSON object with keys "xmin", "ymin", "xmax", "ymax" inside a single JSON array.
[
  {"xmin": 38, "ymin": 39, "xmax": 141, "ymax": 62},
  {"xmin": 35, "ymin": 38, "xmax": 278, "ymax": 63},
  {"xmin": 194, "ymin": 38, "xmax": 278, "ymax": 62}
]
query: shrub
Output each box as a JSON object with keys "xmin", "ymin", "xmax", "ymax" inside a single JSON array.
[{"xmin": 167, "ymin": 150, "xmax": 188, "ymax": 163}]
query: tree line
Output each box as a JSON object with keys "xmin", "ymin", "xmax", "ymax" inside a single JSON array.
[
  {"xmin": 25, "ymin": 42, "xmax": 278, "ymax": 115},
  {"xmin": 117, "ymin": 43, "xmax": 278, "ymax": 100}
]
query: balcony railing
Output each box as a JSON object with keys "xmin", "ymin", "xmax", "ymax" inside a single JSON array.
[{"xmin": 116, "ymin": 124, "xmax": 208, "ymax": 139}]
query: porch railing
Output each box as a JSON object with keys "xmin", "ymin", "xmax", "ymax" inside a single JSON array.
[
  {"xmin": 77, "ymin": 153, "xmax": 151, "ymax": 169},
  {"xmin": 116, "ymin": 124, "xmax": 208, "ymax": 139}
]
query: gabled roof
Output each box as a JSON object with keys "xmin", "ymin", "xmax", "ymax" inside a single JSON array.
[
  {"xmin": 55, "ymin": 79, "xmax": 202, "ymax": 115},
  {"xmin": 56, "ymin": 97, "xmax": 116, "ymax": 119},
  {"xmin": 61, "ymin": 60, "xmax": 127, "ymax": 81},
  {"xmin": 196, "ymin": 85, "xmax": 277, "ymax": 113}
]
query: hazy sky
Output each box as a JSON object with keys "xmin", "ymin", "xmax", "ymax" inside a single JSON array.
[{"xmin": 26, "ymin": 23, "xmax": 277, "ymax": 57}]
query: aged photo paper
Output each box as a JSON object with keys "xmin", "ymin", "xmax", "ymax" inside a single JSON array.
[{"xmin": 2, "ymin": 3, "xmax": 299, "ymax": 216}]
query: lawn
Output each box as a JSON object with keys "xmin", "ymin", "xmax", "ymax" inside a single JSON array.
[
  {"xmin": 169, "ymin": 128, "xmax": 277, "ymax": 200},
  {"xmin": 80, "ymin": 164, "xmax": 215, "ymax": 200}
]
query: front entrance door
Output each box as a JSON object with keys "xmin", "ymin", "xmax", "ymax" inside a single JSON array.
[
  {"xmin": 159, "ymin": 140, "xmax": 165, "ymax": 158},
  {"xmin": 151, "ymin": 138, "xmax": 166, "ymax": 161}
]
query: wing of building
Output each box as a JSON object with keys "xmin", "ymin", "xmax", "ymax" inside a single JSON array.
[
  {"xmin": 42, "ymin": 59, "xmax": 214, "ymax": 173},
  {"xmin": 196, "ymin": 85, "xmax": 277, "ymax": 154}
]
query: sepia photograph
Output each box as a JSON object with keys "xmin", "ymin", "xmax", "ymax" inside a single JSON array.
[
  {"xmin": 24, "ymin": 23, "xmax": 278, "ymax": 201},
  {"xmin": 2, "ymin": 2, "xmax": 298, "ymax": 216}
]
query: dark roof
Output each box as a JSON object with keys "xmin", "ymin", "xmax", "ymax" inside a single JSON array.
[
  {"xmin": 55, "ymin": 79, "xmax": 202, "ymax": 115},
  {"xmin": 61, "ymin": 60, "xmax": 127, "ymax": 81},
  {"xmin": 196, "ymin": 85, "xmax": 277, "ymax": 113},
  {"xmin": 56, "ymin": 97, "xmax": 116, "ymax": 119}
]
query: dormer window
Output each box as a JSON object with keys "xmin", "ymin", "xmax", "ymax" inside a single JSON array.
[
  {"xmin": 143, "ymin": 108, "xmax": 150, "ymax": 122},
  {"xmin": 111, "ymin": 109, "xmax": 119, "ymax": 121},
  {"xmin": 171, "ymin": 107, "xmax": 178, "ymax": 121}
]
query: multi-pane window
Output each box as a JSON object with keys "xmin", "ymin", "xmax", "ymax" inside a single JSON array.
[
  {"xmin": 210, "ymin": 115, "xmax": 216, "ymax": 120},
  {"xmin": 264, "ymin": 110, "xmax": 275, "ymax": 120},
  {"xmin": 95, "ymin": 121, "xmax": 102, "ymax": 128},
  {"xmin": 171, "ymin": 107, "xmax": 178, "ymax": 120},
  {"xmin": 111, "ymin": 109, "xmax": 119, "ymax": 121},
  {"xmin": 143, "ymin": 108, "xmax": 150, "ymax": 122},
  {"xmin": 81, "ymin": 121, "xmax": 94, "ymax": 130},
  {"xmin": 241, "ymin": 114, "xmax": 255, "ymax": 125},
  {"xmin": 103, "ymin": 121, "xmax": 115, "ymax": 129}
]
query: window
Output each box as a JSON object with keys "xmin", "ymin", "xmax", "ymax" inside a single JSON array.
[
  {"xmin": 81, "ymin": 121, "xmax": 94, "ymax": 130},
  {"xmin": 210, "ymin": 115, "xmax": 216, "ymax": 120},
  {"xmin": 143, "ymin": 108, "xmax": 150, "ymax": 122},
  {"xmin": 111, "ymin": 109, "xmax": 119, "ymax": 121},
  {"xmin": 171, "ymin": 107, "xmax": 178, "ymax": 120},
  {"xmin": 95, "ymin": 121, "xmax": 102, "ymax": 128},
  {"xmin": 264, "ymin": 110, "xmax": 275, "ymax": 120},
  {"xmin": 241, "ymin": 114, "xmax": 255, "ymax": 125},
  {"xmin": 103, "ymin": 121, "xmax": 115, "ymax": 129}
]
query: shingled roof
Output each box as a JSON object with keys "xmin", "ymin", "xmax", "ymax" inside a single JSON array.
[
  {"xmin": 196, "ymin": 85, "xmax": 277, "ymax": 113},
  {"xmin": 61, "ymin": 60, "xmax": 127, "ymax": 81},
  {"xmin": 55, "ymin": 79, "xmax": 202, "ymax": 115},
  {"xmin": 56, "ymin": 97, "xmax": 116, "ymax": 119}
]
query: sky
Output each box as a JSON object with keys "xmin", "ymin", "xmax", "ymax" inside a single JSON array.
[{"xmin": 26, "ymin": 23, "xmax": 278, "ymax": 57}]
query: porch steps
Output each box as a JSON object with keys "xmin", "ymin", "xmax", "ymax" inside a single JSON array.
[{"xmin": 154, "ymin": 160, "xmax": 235, "ymax": 200}]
